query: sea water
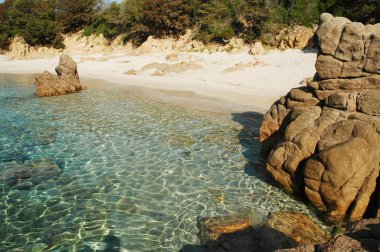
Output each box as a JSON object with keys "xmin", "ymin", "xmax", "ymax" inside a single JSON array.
[{"xmin": 0, "ymin": 74, "xmax": 319, "ymax": 251}]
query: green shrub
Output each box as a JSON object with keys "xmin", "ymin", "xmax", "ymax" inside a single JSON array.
[
  {"xmin": 121, "ymin": 0, "xmax": 192, "ymax": 45},
  {"xmin": 56, "ymin": 0, "xmax": 99, "ymax": 33},
  {"xmin": 5, "ymin": 0, "xmax": 63, "ymax": 48}
]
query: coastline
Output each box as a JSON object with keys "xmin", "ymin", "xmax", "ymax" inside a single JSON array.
[{"xmin": 0, "ymin": 49, "xmax": 317, "ymax": 114}]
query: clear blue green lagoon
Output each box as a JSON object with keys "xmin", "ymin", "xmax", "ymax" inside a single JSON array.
[{"xmin": 0, "ymin": 74, "xmax": 320, "ymax": 251}]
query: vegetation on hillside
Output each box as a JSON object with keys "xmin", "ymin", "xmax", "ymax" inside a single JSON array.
[{"xmin": 0, "ymin": 0, "xmax": 379, "ymax": 50}]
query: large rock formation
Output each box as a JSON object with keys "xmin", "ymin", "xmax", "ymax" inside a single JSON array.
[
  {"xmin": 260, "ymin": 13, "xmax": 380, "ymax": 224},
  {"xmin": 35, "ymin": 54, "xmax": 86, "ymax": 96},
  {"xmin": 6, "ymin": 36, "xmax": 61, "ymax": 60}
]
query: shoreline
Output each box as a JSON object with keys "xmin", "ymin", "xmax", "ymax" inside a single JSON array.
[{"xmin": 0, "ymin": 49, "xmax": 317, "ymax": 114}]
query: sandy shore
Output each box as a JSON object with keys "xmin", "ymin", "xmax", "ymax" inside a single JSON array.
[{"xmin": 0, "ymin": 49, "xmax": 317, "ymax": 113}]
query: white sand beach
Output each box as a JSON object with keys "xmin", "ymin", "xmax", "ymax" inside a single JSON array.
[{"xmin": 0, "ymin": 49, "xmax": 317, "ymax": 113}]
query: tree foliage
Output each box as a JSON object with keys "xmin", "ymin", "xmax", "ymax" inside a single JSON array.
[
  {"xmin": 320, "ymin": 0, "xmax": 379, "ymax": 24},
  {"xmin": 56, "ymin": 0, "xmax": 100, "ymax": 33},
  {"xmin": 0, "ymin": 0, "xmax": 378, "ymax": 49},
  {"xmin": 122, "ymin": 0, "xmax": 193, "ymax": 45},
  {"xmin": 2, "ymin": 0, "xmax": 63, "ymax": 48},
  {"xmin": 0, "ymin": 0, "xmax": 15, "ymax": 49}
]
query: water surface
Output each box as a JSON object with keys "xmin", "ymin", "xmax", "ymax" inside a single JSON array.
[{"xmin": 0, "ymin": 74, "xmax": 318, "ymax": 251}]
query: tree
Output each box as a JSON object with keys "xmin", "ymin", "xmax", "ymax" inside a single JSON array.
[
  {"xmin": 239, "ymin": 0, "xmax": 270, "ymax": 42},
  {"xmin": 56, "ymin": 0, "xmax": 100, "ymax": 33},
  {"xmin": 320, "ymin": 0, "xmax": 380, "ymax": 24},
  {"xmin": 0, "ymin": 0, "xmax": 15, "ymax": 49},
  {"xmin": 84, "ymin": 2, "xmax": 125, "ymax": 39},
  {"xmin": 6, "ymin": 0, "xmax": 63, "ymax": 48},
  {"xmin": 121, "ymin": 0, "xmax": 192, "ymax": 45},
  {"xmin": 272, "ymin": 0, "xmax": 320, "ymax": 26},
  {"xmin": 193, "ymin": 0, "xmax": 240, "ymax": 43},
  {"xmin": 193, "ymin": 0, "xmax": 270, "ymax": 44}
]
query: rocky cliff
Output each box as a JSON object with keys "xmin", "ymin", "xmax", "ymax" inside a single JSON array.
[{"xmin": 260, "ymin": 13, "xmax": 380, "ymax": 224}]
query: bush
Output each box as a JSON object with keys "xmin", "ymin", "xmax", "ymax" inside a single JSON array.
[
  {"xmin": 56, "ymin": 0, "xmax": 100, "ymax": 33},
  {"xmin": 121, "ymin": 0, "xmax": 192, "ymax": 45},
  {"xmin": 0, "ymin": 0, "xmax": 15, "ymax": 49},
  {"xmin": 273, "ymin": 0, "xmax": 320, "ymax": 26},
  {"xmin": 193, "ymin": 0, "xmax": 236, "ymax": 43},
  {"xmin": 193, "ymin": 0, "xmax": 269, "ymax": 44},
  {"xmin": 320, "ymin": 0, "xmax": 380, "ymax": 24},
  {"xmin": 6, "ymin": 0, "xmax": 64, "ymax": 48}
]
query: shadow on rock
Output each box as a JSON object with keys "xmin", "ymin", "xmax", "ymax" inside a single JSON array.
[{"xmin": 179, "ymin": 226, "xmax": 298, "ymax": 252}]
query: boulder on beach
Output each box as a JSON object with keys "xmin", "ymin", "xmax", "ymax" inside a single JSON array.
[
  {"xmin": 34, "ymin": 54, "xmax": 86, "ymax": 97},
  {"xmin": 260, "ymin": 14, "xmax": 380, "ymax": 224},
  {"xmin": 275, "ymin": 25, "xmax": 318, "ymax": 49}
]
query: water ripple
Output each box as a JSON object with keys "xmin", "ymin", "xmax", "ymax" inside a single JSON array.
[{"xmin": 0, "ymin": 74, "xmax": 320, "ymax": 251}]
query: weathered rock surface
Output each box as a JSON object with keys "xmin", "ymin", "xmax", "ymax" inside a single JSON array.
[
  {"xmin": 275, "ymin": 25, "xmax": 318, "ymax": 49},
  {"xmin": 34, "ymin": 54, "xmax": 86, "ymax": 96},
  {"xmin": 265, "ymin": 212, "xmax": 330, "ymax": 245},
  {"xmin": 196, "ymin": 212, "xmax": 329, "ymax": 252},
  {"xmin": 276, "ymin": 218, "xmax": 380, "ymax": 252},
  {"xmin": 6, "ymin": 36, "xmax": 61, "ymax": 60},
  {"xmin": 260, "ymin": 14, "xmax": 380, "ymax": 223},
  {"xmin": 197, "ymin": 214, "xmax": 252, "ymax": 245}
]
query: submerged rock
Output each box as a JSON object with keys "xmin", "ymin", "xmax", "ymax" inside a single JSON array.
[
  {"xmin": 277, "ymin": 218, "xmax": 380, "ymax": 252},
  {"xmin": 260, "ymin": 14, "xmax": 380, "ymax": 223},
  {"xmin": 34, "ymin": 54, "xmax": 86, "ymax": 97},
  {"xmin": 196, "ymin": 212, "xmax": 329, "ymax": 252},
  {"xmin": 265, "ymin": 212, "xmax": 330, "ymax": 245},
  {"xmin": 197, "ymin": 214, "xmax": 252, "ymax": 245},
  {"xmin": 1, "ymin": 160, "xmax": 63, "ymax": 189}
]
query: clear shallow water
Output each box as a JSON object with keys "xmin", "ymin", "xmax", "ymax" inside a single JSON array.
[{"xmin": 0, "ymin": 74, "xmax": 319, "ymax": 251}]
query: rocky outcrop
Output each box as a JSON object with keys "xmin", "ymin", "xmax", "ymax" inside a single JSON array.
[
  {"xmin": 275, "ymin": 25, "xmax": 318, "ymax": 49},
  {"xmin": 260, "ymin": 14, "xmax": 380, "ymax": 224},
  {"xmin": 34, "ymin": 54, "xmax": 86, "ymax": 96},
  {"xmin": 277, "ymin": 218, "xmax": 380, "ymax": 252},
  {"xmin": 6, "ymin": 36, "xmax": 61, "ymax": 60},
  {"xmin": 2, "ymin": 30, "xmax": 266, "ymax": 60}
]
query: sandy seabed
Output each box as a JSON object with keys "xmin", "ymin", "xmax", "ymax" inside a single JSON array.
[{"xmin": 0, "ymin": 49, "xmax": 317, "ymax": 114}]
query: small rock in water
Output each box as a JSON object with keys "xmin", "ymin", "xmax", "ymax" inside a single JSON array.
[
  {"xmin": 208, "ymin": 188, "xmax": 225, "ymax": 203},
  {"xmin": 34, "ymin": 54, "xmax": 86, "ymax": 97},
  {"xmin": 197, "ymin": 214, "xmax": 252, "ymax": 244}
]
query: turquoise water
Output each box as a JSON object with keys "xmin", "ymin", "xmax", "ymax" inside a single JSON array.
[{"xmin": 0, "ymin": 74, "xmax": 318, "ymax": 251}]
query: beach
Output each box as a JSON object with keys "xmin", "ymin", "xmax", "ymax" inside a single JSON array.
[{"xmin": 0, "ymin": 49, "xmax": 317, "ymax": 113}]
